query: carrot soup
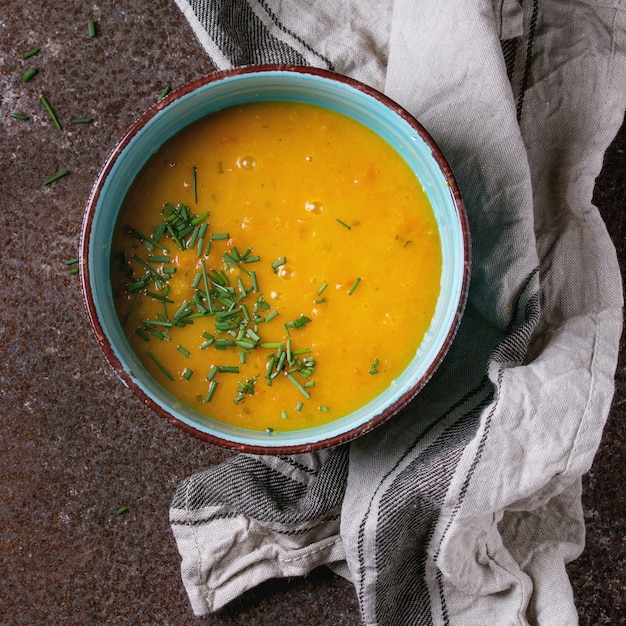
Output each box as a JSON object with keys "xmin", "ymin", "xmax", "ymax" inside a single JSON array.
[{"xmin": 111, "ymin": 101, "xmax": 442, "ymax": 432}]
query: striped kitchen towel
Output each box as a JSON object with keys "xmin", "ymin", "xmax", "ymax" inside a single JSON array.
[{"xmin": 170, "ymin": 1, "xmax": 626, "ymax": 623}]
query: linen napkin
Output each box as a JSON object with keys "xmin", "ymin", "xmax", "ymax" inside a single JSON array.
[{"xmin": 169, "ymin": 1, "xmax": 626, "ymax": 623}]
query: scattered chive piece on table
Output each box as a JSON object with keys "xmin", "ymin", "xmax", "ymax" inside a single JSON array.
[
  {"xmin": 348, "ymin": 277, "xmax": 362, "ymax": 296},
  {"xmin": 22, "ymin": 67, "xmax": 38, "ymax": 83},
  {"xmin": 11, "ymin": 112, "xmax": 30, "ymax": 121},
  {"xmin": 88, "ymin": 21, "xmax": 97, "ymax": 37},
  {"xmin": 21, "ymin": 47, "xmax": 40, "ymax": 60},
  {"xmin": 158, "ymin": 85, "xmax": 171, "ymax": 101},
  {"xmin": 44, "ymin": 169, "xmax": 70, "ymax": 186},
  {"xmin": 336, "ymin": 218, "xmax": 351, "ymax": 230},
  {"xmin": 40, "ymin": 95, "xmax": 62, "ymax": 130},
  {"xmin": 116, "ymin": 506, "xmax": 128, "ymax": 515},
  {"xmin": 71, "ymin": 117, "xmax": 93, "ymax": 124}
]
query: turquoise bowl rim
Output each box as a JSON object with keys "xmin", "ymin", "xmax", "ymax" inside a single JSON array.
[{"xmin": 80, "ymin": 65, "xmax": 470, "ymax": 454}]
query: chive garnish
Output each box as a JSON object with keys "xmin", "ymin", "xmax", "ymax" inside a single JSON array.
[
  {"xmin": 65, "ymin": 258, "xmax": 79, "ymax": 266},
  {"xmin": 319, "ymin": 406, "xmax": 330, "ymax": 413},
  {"xmin": 158, "ymin": 85, "xmax": 171, "ymax": 101},
  {"xmin": 192, "ymin": 166, "xmax": 198, "ymax": 203},
  {"xmin": 116, "ymin": 505, "xmax": 128, "ymax": 515},
  {"xmin": 317, "ymin": 282, "xmax": 328, "ymax": 295},
  {"xmin": 88, "ymin": 21, "xmax": 97, "ymax": 37},
  {"xmin": 40, "ymin": 95, "xmax": 62, "ymax": 130},
  {"xmin": 271, "ymin": 256, "xmax": 286, "ymax": 273},
  {"xmin": 177, "ymin": 345, "xmax": 191, "ymax": 357},
  {"xmin": 205, "ymin": 380, "xmax": 219, "ymax": 402},
  {"xmin": 336, "ymin": 218, "xmax": 351, "ymax": 230},
  {"xmin": 295, "ymin": 401, "xmax": 303, "ymax": 412},
  {"xmin": 44, "ymin": 169, "xmax": 70, "ymax": 186},
  {"xmin": 217, "ymin": 365, "xmax": 239, "ymax": 373},
  {"xmin": 22, "ymin": 67, "xmax": 38, "ymax": 83},
  {"xmin": 10, "ymin": 112, "xmax": 30, "ymax": 121},
  {"xmin": 211, "ymin": 233, "xmax": 230, "ymax": 241},
  {"xmin": 21, "ymin": 47, "xmax": 40, "ymax": 60},
  {"xmin": 147, "ymin": 351, "xmax": 174, "ymax": 380},
  {"xmin": 314, "ymin": 298, "xmax": 325, "ymax": 304},
  {"xmin": 266, "ymin": 427, "xmax": 274, "ymax": 434},
  {"xmin": 281, "ymin": 410, "xmax": 288, "ymax": 420},
  {"xmin": 369, "ymin": 358, "xmax": 379, "ymax": 375},
  {"xmin": 286, "ymin": 373, "xmax": 311, "ymax": 399},
  {"xmin": 135, "ymin": 328, "xmax": 150, "ymax": 342},
  {"xmin": 348, "ymin": 277, "xmax": 362, "ymax": 295},
  {"xmin": 183, "ymin": 368, "xmax": 193, "ymax": 381},
  {"xmin": 71, "ymin": 117, "xmax": 93, "ymax": 124},
  {"xmin": 207, "ymin": 366, "xmax": 219, "ymax": 381}
]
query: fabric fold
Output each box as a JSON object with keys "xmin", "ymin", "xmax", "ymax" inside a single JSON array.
[{"xmin": 171, "ymin": 0, "xmax": 625, "ymax": 623}]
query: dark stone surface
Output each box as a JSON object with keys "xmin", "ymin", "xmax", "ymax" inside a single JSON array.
[{"xmin": 0, "ymin": 1, "xmax": 623, "ymax": 624}]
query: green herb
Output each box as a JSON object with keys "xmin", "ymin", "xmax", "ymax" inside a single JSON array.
[
  {"xmin": 369, "ymin": 358, "xmax": 379, "ymax": 375},
  {"xmin": 183, "ymin": 368, "xmax": 194, "ymax": 381},
  {"xmin": 281, "ymin": 410, "xmax": 288, "ymax": 420},
  {"xmin": 205, "ymin": 380, "xmax": 219, "ymax": 402},
  {"xmin": 284, "ymin": 315, "xmax": 312, "ymax": 330},
  {"xmin": 116, "ymin": 505, "xmax": 128, "ymax": 515},
  {"xmin": 211, "ymin": 232, "xmax": 230, "ymax": 241},
  {"xmin": 217, "ymin": 365, "xmax": 239, "ymax": 373},
  {"xmin": 21, "ymin": 47, "xmax": 40, "ymax": 60},
  {"xmin": 319, "ymin": 406, "xmax": 330, "ymax": 413},
  {"xmin": 135, "ymin": 328, "xmax": 150, "ymax": 342},
  {"xmin": 317, "ymin": 282, "xmax": 328, "ymax": 295},
  {"xmin": 266, "ymin": 427, "xmax": 274, "ymax": 434},
  {"xmin": 286, "ymin": 373, "xmax": 311, "ymax": 399},
  {"xmin": 192, "ymin": 166, "xmax": 198, "ymax": 203},
  {"xmin": 177, "ymin": 345, "xmax": 191, "ymax": 357},
  {"xmin": 44, "ymin": 169, "xmax": 70, "ymax": 186},
  {"xmin": 314, "ymin": 298, "xmax": 325, "ymax": 304},
  {"xmin": 336, "ymin": 218, "xmax": 351, "ymax": 230},
  {"xmin": 65, "ymin": 258, "xmax": 79, "ymax": 266},
  {"xmin": 295, "ymin": 401, "xmax": 303, "ymax": 412},
  {"xmin": 158, "ymin": 85, "xmax": 171, "ymax": 101},
  {"xmin": 348, "ymin": 277, "xmax": 362, "ymax": 296},
  {"xmin": 22, "ymin": 67, "xmax": 38, "ymax": 83},
  {"xmin": 71, "ymin": 117, "xmax": 93, "ymax": 124},
  {"xmin": 147, "ymin": 351, "xmax": 174, "ymax": 380},
  {"xmin": 10, "ymin": 112, "xmax": 30, "ymax": 121},
  {"xmin": 271, "ymin": 256, "xmax": 286, "ymax": 273},
  {"xmin": 88, "ymin": 21, "xmax": 97, "ymax": 37},
  {"xmin": 40, "ymin": 95, "xmax": 62, "ymax": 130}
]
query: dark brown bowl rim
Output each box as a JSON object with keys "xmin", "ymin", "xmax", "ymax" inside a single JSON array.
[{"xmin": 80, "ymin": 64, "xmax": 470, "ymax": 455}]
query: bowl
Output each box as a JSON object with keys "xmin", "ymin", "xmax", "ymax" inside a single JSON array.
[{"xmin": 80, "ymin": 65, "xmax": 470, "ymax": 454}]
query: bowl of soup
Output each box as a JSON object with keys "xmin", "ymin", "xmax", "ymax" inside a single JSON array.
[{"xmin": 80, "ymin": 65, "xmax": 470, "ymax": 453}]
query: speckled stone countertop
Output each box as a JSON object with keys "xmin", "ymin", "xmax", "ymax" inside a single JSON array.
[{"xmin": 1, "ymin": 2, "xmax": 623, "ymax": 624}]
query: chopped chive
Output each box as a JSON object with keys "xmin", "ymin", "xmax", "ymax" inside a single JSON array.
[
  {"xmin": 191, "ymin": 211, "xmax": 210, "ymax": 226},
  {"xmin": 336, "ymin": 218, "xmax": 351, "ymax": 230},
  {"xmin": 265, "ymin": 310, "xmax": 278, "ymax": 322},
  {"xmin": 158, "ymin": 85, "xmax": 171, "ymax": 101},
  {"xmin": 242, "ymin": 254, "xmax": 260, "ymax": 264},
  {"xmin": 369, "ymin": 358, "xmax": 380, "ymax": 375},
  {"xmin": 22, "ymin": 67, "xmax": 38, "ymax": 83},
  {"xmin": 71, "ymin": 117, "xmax": 93, "ymax": 124},
  {"xmin": 217, "ymin": 365, "xmax": 239, "ymax": 373},
  {"xmin": 317, "ymin": 282, "xmax": 328, "ymax": 295},
  {"xmin": 135, "ymin": 328, "xmax": 150, "ymax": 342},
  {"xmin": 40, "ymin": 95, "xmax": 62, "ymax": 130},
  {"xmin": 295, "ymin": 401, "xmax": 303, "ymax": 412},
  {"xmin": 211, "ymin": 233, "xmax": 230, "ymax": 241},
  {"xmin": 21, "ymin": 47, "xmax": 40, "ymax": 60},
  {"xmin": 250, "ymin": 271, "xmax": 259, "ymax": 292},
  {"xmin": 205, "ymin": 380, "xmax": 219, "ymax": 402},
  {"xmin": 68, "ymin": 268, "xmax": 79, "ymax": 275},
  {"xmin": 266, "ymin": 427, "xmax": 274, "ymax": 434},
  {"xmin": 88, "ymin": 21, "xmax": 97, "ymax": 37},
  {"xmin": 10, "ymin": 112, "xmax": 30, "ymax": 121},
  {"xmin": 65, "ymin": 258, "xmax": 79, "ymax": 266},
  {"xmin": 147, "ymin": 255, "xmax": 170, "ymax": 263},
  {"xmin": 319, "ymin": 406, "xmax": 330, "ymax": 413},
  {"xmin": 44, "ymin": 169, "xmax": 70, "ymax": 186},
  {"xmin": 177, "ymin": 345, "xmax": 191, "ymax": 357},
  {"xmin": 281, "ymin": 410, "xmax": 288, "ymax": 420},
  {"xmin": 284, "ymin": 315, "xmax": 312, "ymax": 330},
  {"xmin": 286, "ymin": 373, "xmax": 311, "ymax": 399},
  {"xmin": 147, "ymin": 351, "xmax": 174, "ymax": 380},
  {"xmin": 192, "ymin": 166, "xmax": 198, "ymax": 203},
  {"xmin": 261, "ymin": 342, "xmax": 283, "ymax": 349},
  {"xmin": 183, "ymin": 368, "xmax": 194, "ymax": 381},
  {"xmin": 271, "ymin": 256, "xmax": 286, "ymax": 273},
  {"xmin": 207, "ymin": 366, "xmax": 219, "ymax": 381},
  {"xmin": 116, "ymin": 505, "xmax": 128, "ymax": 515},
  {"xmin": 348, "ymin": 277, "xmax": 362, "ymax": 296},
  {"xmin": 314, "ymin": 298, "xmax": 325, "ymax": 304}
]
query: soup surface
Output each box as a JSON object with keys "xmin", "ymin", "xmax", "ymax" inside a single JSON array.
[{"xmin": 112, "ymin": 101, "xmax": 441, "ymax": 432}]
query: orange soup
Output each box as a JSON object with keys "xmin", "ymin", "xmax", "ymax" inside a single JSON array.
[{"xmin": 112, "ymin": 101, "xmax": 441, "ymax": 432}]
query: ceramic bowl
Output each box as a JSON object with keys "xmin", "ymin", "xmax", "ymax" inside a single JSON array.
[{"xmin": 80, "ymin": 65, "xmax": 470, "ymax": 454}]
